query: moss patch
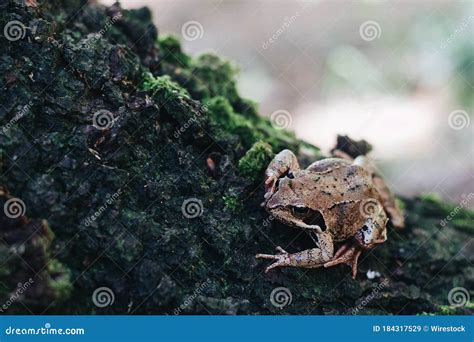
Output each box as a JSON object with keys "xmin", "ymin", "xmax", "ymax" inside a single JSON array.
[{"xmin": 238, "ymin": 141, "xmax": 274, "ymax": 179}]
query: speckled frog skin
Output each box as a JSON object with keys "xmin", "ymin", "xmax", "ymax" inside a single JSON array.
[{"xmin": 256, "ymin": 149, "xmax": 405, "ymax": 279}]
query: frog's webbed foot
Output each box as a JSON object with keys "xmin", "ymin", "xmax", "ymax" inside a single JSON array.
[
  {"xmin": 256, "ymin": 246, "xmax": 292, "ymax": 273},
  {"xmin": 263, "ymin": 150, "xmax": 300, "ymax": 201},
  {"xmin": 324, "ymin": 243, "xmax": 362, "ymax": 279}
]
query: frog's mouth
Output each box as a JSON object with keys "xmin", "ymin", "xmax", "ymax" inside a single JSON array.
[
  {"xmin": 300, "ymin": 209, "xmax": 327, "ymax": 230},
  {"xmin": 295, "ymin": 208, "xmax": 327, "ymax": 233}
]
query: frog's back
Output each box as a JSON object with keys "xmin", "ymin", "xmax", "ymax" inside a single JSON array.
[
  {"xmin": 304, "ymin": 163, "xmax": 383, "ymax": 240},
  {"xmin": 305, "ymin": 163, "xmax": 377, "ymax": 205}
]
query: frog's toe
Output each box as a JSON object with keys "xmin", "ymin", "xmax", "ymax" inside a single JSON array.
[
  {"xmin": 275, "ymin": 246, "xmax": 288, "ymax": 254},
  {"xmin": 264, "ymin": 259, "xmax": 288, "ymax": 273},
  {"xmin": 256, "ymin": 251, "xmax": 290, "ymax": 273}
]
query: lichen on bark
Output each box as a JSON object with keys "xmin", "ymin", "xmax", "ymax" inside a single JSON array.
[{"xmin": 0, "ymin": 0, "xmax": 472, "ymax": 315}]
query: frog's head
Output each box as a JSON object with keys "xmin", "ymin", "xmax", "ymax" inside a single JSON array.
[{"xmin": 265, "ymin": 174, "xmax": 326, "ymax": 232}]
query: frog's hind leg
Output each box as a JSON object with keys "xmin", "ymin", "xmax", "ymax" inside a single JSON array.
[
  {"xmin": 371, "ymin": 175, "xmax": 405, "ymax": 228},
  {"xmin": 333, "ymin": 144, "xmax": 405, "ymax": 229},
  {"xmin": 324, "ymin": 244, "xmax": 362, "ymax": 279},
  {"xmin": 353, "ymin": 156, "xmax": 405, "ymax": 229},
  {"xmin": 256, "ymin": 232, "xmax": 333, "ymax": 273},
  {"xmin": 324, "ymin": 216, "xmax": 387, "ymax": 279}
]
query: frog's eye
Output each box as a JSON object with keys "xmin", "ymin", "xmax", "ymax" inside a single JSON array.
[{"xmin": 291, "ymin": 206, "xmax": 310, "ymax": 215}]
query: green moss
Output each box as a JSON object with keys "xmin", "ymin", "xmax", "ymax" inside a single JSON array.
[
  {"xmin": 206, "ymin": 96, "xmax": 262, "ymax": 148},
  {"xmin": 158, "ymin": 34, "xmax": 191, "ymax": 67},
  {"xmin": 142, "ymin": 73, "xmax": 190, "ymax": 100},
  {"xmin": 238, "ymin": 141, "xmax": 274, "ymax": 179},
  {"xmin": 223, "ymin": 194, "xmax": 240, "ymax": 211},
  {"xmin": 452, "ymin": 218, "xmax": 474, "ymax": 235},
  {"xmin": 47, "ymin": 259, "xmax": 73, "ymax": 301},
  {"xmin": 418, "ymin": 192, "xmax": 443, "ymax": 203},
  {"xmin": 435, "ymin": 304, "xmax": 474, "ymax": 315},
  {"xmin": 191, "ymin": 53, "xmax": 239, "ymax": 103},
  {"xmin": 395, "ymin": 197, "xmax": 406, "ymax": 211}
]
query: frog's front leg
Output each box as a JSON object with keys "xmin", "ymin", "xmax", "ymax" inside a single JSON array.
[
  {"xmin": 256, "ymin": 232, "xmax": 333, "ymax": 273},
  {"xmin": 264, "ymin": 149, "xmax": 300, "ymax": 199}
]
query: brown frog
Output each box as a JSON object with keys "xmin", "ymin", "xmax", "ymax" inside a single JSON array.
[{"xmin": 256, "ymin": 148, "xmax": 404, "ymax": 279}]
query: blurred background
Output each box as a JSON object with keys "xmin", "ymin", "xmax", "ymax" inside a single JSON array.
[{"xmin": 103, "ymin": 0, "xmax": 473, "ymax": 206}]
